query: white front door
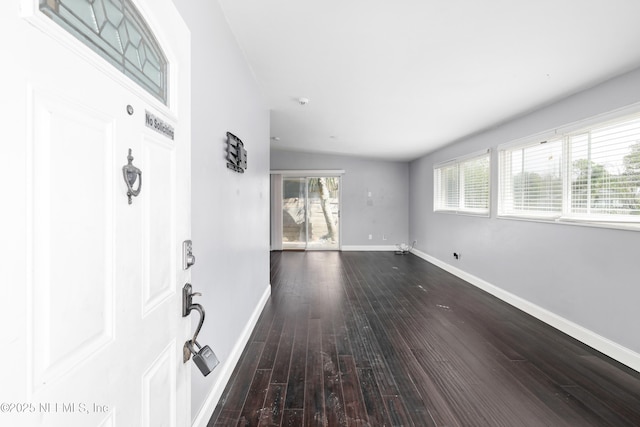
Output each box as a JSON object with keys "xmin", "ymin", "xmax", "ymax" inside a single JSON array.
[{"xmin": 0, "ymin": 1, "xmax": 191, "ymax": 426}]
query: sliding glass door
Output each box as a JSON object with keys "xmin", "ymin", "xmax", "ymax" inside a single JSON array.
[
  {"xmin": 307, "ymin": 177, "xmax": 340, "ymax": 250},
  {"xmin": 282, "ymin": 177, "xmax": 308, "ymax": 249},
  {"xmin": 282, "ymin": 176, "xmax": 340, "ymax": 250}
]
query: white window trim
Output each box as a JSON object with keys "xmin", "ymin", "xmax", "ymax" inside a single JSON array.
[
  {"xmin": 433, "ymin": 148, "xmax": 491, "ymax": 169},
  {"xmin": 270, "ymin": 169, "xmax": 345, "ymax": 176},
  {"xmin": 497, "ymin": 137, "xmax": 563, "ymax": 220},
  {"xmin": 434, "ymin": 149, "xmax": 491, "ymax": 217},
  {"xmin": 497, "ymin": 101, "xmax": 640, "ymax": 151},
  {"xmin": 497, "ymin": 103, "xmax": 640, "ymax": 232}
]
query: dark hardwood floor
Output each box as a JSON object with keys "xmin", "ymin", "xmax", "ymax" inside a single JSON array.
[{"xmin": 209, "ymin": 251, "xmax": 640, "ymax": 426}]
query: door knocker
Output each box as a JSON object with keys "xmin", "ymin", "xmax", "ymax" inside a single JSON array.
[{"xmin": 122, "ymin": 148, "xmax": 142, "ymax": 204}]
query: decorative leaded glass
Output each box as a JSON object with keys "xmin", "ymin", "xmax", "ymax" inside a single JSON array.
[{"xmin": 40, "ymin": 0, "xmax": 168, "ymax": 104}]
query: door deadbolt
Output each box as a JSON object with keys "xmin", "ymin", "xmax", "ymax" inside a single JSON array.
[{"xmin": 183, "ymin": 240, "xmax": 196, "ymax": 270}]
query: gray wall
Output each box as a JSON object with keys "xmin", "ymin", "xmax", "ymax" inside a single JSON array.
[
  {"xmin": 409, "ymin": 67, "xmax": 640, "ymax": 355},
  {"xmin": 171, "ymin": 0, "xmax": 270, "ymax": 420},
  {"xmin": 271, "ymin": 150, "xmax": 410, "ymax": 247}
]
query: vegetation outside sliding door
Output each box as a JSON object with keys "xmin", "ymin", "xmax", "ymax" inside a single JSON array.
[
  {"xmin": 307, "ymin": 177, "xmax": 340, "ymax": 250},
  {"xmin": 282, "ymin": 176, "xmax": 340, "ymax": 250},
  {"xmin": 282, "ymin": 177, "xmax": 307, "ymax": 249}
]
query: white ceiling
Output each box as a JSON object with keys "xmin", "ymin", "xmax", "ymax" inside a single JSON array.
[{"xmin": 218, "ymin": 0, "xmax": 640, "ymax": 161}]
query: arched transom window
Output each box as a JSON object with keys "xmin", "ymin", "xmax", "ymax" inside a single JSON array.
[{"xmin": 40, "ymin": 0, "xmax": 168, "ymax": 105}]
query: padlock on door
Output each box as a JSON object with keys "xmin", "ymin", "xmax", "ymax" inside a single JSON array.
[
  {"xmin": 182, "ymin": 283, "xmax": 220, "ymax": 377},
  {"xmin": 187, "ymin": 340, "xmax": 220, "ymax": 377}
]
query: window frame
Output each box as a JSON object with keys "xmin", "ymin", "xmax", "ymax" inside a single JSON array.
[
  {"xmin": 498, "ymin": 106, "xmax": 640, "ymax": 231},
  {"xmin": 498, "ymin": 137, "xmax": 564, "ymax": 220},
  {"xmin": 434, "ymin": 149, "xmax": 491, "ymax": 217},
  {"xmin": 39, "ymin": 0, "xmax": 169, "ymax": 105}
]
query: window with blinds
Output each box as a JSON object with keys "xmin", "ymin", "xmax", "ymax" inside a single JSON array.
[
  {"xmin": 499, "ymin": 139, "xmax": 563, "ymax": 217},
  {"xmin": 434, "ymin": 151, "xmax": 490, "ymax": 215},
  {"xmin": 499, "ymin": 112, "xmax": 640, "ymax": 224}
]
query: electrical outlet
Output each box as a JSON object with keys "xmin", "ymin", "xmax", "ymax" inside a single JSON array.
[
  {"xmin": 368, "ymin": 234, "xmax": 372, "ymax": 240},
  {"xmin": 382, "ymin": 234, "xmax": 387, "ymax": 241}
]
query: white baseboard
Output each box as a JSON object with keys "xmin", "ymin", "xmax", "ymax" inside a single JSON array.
[
  {"xmin": 192, "ymin": 284, "xmax": 271, "ymax": 427},
  {"xmin": 410, "ymin": 248, "xmax": 640, "ymax": 373},
  {"xmin": 341, "ymin": 245, "xmax": 398, "ymax": 251}
]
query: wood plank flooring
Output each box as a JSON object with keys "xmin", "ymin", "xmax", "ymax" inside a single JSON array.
[{"xmin": 208, "ymin": 251, "xmax": 640, "ymax": 426}]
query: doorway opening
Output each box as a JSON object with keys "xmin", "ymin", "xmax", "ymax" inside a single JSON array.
[{"xmin": 282, "ymin": 176, "xmax": 340, "ymax": 250}]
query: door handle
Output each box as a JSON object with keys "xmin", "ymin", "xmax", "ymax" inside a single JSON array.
[
  {"xmin": 182, "ymin": 283, "xmax": 204, "ymax": 335},
  {"xmin": 182, "ymin": 284, "xmax": 219, "ymax": 376}
]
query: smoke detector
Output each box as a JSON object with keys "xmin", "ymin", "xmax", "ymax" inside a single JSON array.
[{"xmin": 298, "ymin": 97, "xmax": 310, "ymax": 106}]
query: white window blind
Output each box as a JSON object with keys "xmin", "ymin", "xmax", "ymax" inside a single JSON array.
[
  {"xmin": 498, "ymin": 112, "xmax": 640, "ymax": 224},
  {"xmin": 499, "ymin": 139, "xmax": 563, "ymax": 217},
  {"xmin": 434, "ymin": 163, "xmax": 459, "ymax": 210},
  {"xmin": 569, "ymin": 116, "xmax": 640, "ymax": 219},
  {"xmin": 434, "ymin": 151, "xmax": 490, "ymax": 215}
]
